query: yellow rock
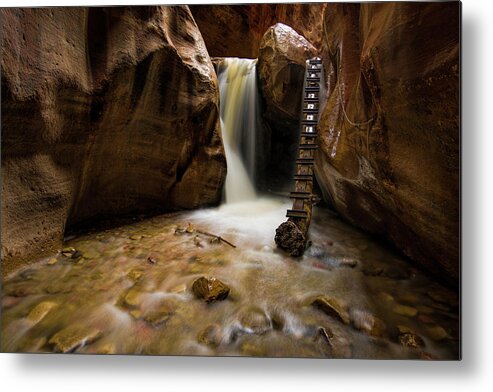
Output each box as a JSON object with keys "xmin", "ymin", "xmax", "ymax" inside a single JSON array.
[
  {"xmin": 47, "ymin": 258, "xmax": 58, "ymax": 265},
  {"xmin": 426, "ymin": 325, "xmax": 448, "ymax": 341},
  {"xmin": 27, "ymin": 301, "xmax": 57, "ymax": 324},
  {"xmin": 392, "ymin": 304, "xmax": 418, "ymax": 317},
  {"xmin": 49, "ymin": 325, "xmax": 102, "ymax": 353}
]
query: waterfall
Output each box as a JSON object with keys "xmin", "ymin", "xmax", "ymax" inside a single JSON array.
[{"xmin": 217, "ymin": 58, "xmax": 260, "ymax": 204}]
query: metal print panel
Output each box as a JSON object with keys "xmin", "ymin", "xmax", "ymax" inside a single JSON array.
[{"xmin": 0, "ymin": 2, "xmax": 461, "ymax": 359}]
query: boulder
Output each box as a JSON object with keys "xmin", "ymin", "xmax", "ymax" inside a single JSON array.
[
  {"xmin": 1, "ymin": 6, "xmax": 226, "ymax": 276},
  {"xmin": 274, "ymin": 221, "xmax": 306, "ymax": 257},
  {"xmin": 315, "ymin": 2, "xmax": 460, "ymax": 286},
  {"xmin": 192, "ymin": 276, "xmax": 230, "ymax": 303}
]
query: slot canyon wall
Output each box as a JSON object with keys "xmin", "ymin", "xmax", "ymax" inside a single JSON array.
[
  {"xmin": 1, "ymin": 6, "xmax": 226, "ymax": 276},
  {"xmin": 316, "ymin": 2, "xmax": 460, "ymax": 285}
]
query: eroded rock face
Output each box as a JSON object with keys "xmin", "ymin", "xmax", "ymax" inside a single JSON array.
[
  {"xmin": 190, "ymin": 4, "xmax": 326, "ymax": 58},
  {"xmin": 257, "ymin": 23, "xmax": 318, "ymax": 187},
  {"xmin": 1, "ymin": 6, "xmax": 226, "ymax": 275},
  {"xmin": 315, "ymin": 2, "xmax": 460, "ymax": 285}
]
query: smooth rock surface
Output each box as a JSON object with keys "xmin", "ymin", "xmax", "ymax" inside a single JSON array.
[
  {"xmin": 315, "ymin": 2, "xmax": 460, "ymax": 285},
  {"xmin": 1, "ymin": 6, "xmax": 226, "ymax": 276}
]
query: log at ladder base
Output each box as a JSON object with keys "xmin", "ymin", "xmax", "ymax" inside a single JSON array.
[{"xmin": 275, "ymin": 57, "xmax": 323, "ymax": 257}]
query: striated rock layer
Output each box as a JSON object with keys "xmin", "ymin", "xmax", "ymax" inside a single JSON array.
[
  {"xmin": 190, "ymin": 3, "xmax": 326, "ymax": 58},
  {"xmin": 1, "ymin": 6, "xmax": 226, "ymax": 275},
  {"xmin": 315, "ymin": 2, "xmax": 460, "ymax": 285}
]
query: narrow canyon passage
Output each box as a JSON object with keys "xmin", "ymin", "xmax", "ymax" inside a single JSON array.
[{"xmin": 1, "ymin": 58, "xmax": 458, "ymax": 359}]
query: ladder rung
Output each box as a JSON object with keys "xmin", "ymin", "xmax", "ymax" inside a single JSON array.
[
  {"xmin": 309, "ymin": 59, "xmax": 322, "ymax": 64},
  {"xmin": 306, "ymin": 77, "xmax": 321, "ymax": 82},
  {"xmin": 290, "ymin": 192, "xmax": 312, "ymax": 200},
  {"xmin": 305, "ymin": 87, "xmax": 320, "ymax": 92},
  {"xmin": 286, "ymin": 209, "xmax": 308, "ymax": 219},
  {"xmin": 299, "ymin": 144, "xmax": 318, "ymax": 150},
  {"xmin": 303, "ymin": 109, "xmax": 319, "ymax": 114},
  {"xmin": 300, "ymin": 132, "xmax": 318, "ymax": 137},
  {"xmin": 294, "ymin": 174, "xmax": 313, "ymax": 181},
  {"xmin": 296, "ymin": 159, "xmax": 314, "ymax": 165},
  {"xmin": 302, "ymin": 121, "xmax": 318, "ymax": 125}
]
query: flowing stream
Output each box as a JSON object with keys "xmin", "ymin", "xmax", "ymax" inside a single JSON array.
[{"xmin": 0, "ymin": 58, "xmax": 459, "ymax": 359}]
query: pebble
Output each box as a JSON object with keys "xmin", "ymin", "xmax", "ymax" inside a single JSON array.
[
  {"xmin": 392, "ymin": 304, "xmax": 418, "ymax": 317},
  {"xmin": 49, "ymin": 325, "xmax": 102, "ymax": 353},
  {"xmin": 27, "ymin": 301, "xmax": 57, "ymax": 324},
  {"xmin": 426, "ymin": 325, "xmax": 448, "ymax": 341},
  {"xmin": 311, "ymin": 295, "xmax": 350, "ymax": 325},
  {"xmin": 47, "ymin": 258, "xmax": 58, "ymax": 265}
]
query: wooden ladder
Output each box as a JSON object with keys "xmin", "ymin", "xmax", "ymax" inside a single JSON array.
[{"xmin": 285, "ymin": 57, "xmax": 323, "ymax": 224}]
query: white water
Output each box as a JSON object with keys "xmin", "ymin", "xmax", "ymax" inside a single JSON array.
[{"xmin": 217, "ymin": 58, "xmax": 260, "ymax": 204}]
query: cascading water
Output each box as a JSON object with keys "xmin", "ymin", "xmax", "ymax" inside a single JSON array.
[{"xmin": 217, "ymin": 58, "xmax": 260, "ymax": 204}]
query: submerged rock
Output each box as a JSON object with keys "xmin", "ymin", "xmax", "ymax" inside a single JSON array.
[
  {"xmin": 351, "ymin": 310, "xmax": 386, "ymax": 338},
  {"xmin": 27, "ymin": 301, "xmax": 57, "ymax": 324},
  {"xmin": 311, "ymin": 296, "xmax": 350, "ymax": 325},
  {"xmin": 192, "ymin": 277, "xmax": 230, "ymax": 303},
  {"xmin": 392, "ymin": 304, "xmax": 418, "ymax": 317},
  {"xmin": 197, "ymin": 324, "xmax": 223, "ymax": 347},
  {"xmin": 238, "ymin": 307, "xmax": 272, "ymax": 335},
  {"xmin": 49, "ymin": 325, "xmax": 102, "ymax": 353},
  {"xmin": 426, "ymin": 325, "xmax": 448, "ymax": 341},
  {"xmin": 394, "ymin": 325, "xmax": 425, "ymax": 349}
]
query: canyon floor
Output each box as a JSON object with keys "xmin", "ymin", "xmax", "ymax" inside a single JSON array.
[{"xmin": 1, "ymin": 198, "xmax": 459, "ymax": 359}]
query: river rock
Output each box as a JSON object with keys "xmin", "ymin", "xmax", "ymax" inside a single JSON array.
[
  {"xmin": 192, "ymin": 276, "xmax": 230, "ymax": 303},
  {"xmin": 392, "ymin": 304, "xmax": 418, "ymax": 317},
  {"xmin": 394, "ymin": 325, "xmax": 425, "ymax": 349},
  {"xmin": 239, "ymin": 307, "xmax": 272, "ymax": 334},
  {"xmin": 1, "ymin": 6, "xmax": 226, "ymax": 276},
  {"xmin": 27, "ymin": 301, "xmax": 57, "ymax": 325},
  {"xmin": 49, "ymin": 325, "xmax": 102, "ymax": 353},
  {"xmin": 144, "ymin": 300, "xmax": 178, "ymax": 327},
  {"xmin": 315, "ymin": 2, "xmax": 460, "ymax": 286},
  {"xmin": 311, "ymin": 295, "xmax": 350, "ymax": 325},
  {"xmin": 426, "ymin": 325, "xmax": 448, "ymax": 341},
  {"xmin": 197, "ymin": 324, "xmax": 223, "ymax": 347},
  {"xmin": 350, "ymin": 310, "xmax": 386, "ymax": 338}
]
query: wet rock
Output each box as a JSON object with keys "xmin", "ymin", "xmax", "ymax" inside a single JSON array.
[
  {"xmin": 130, "ymin": 235, "xmax": 142, "ymax": 240},
  {"xmin": 27, "ymin": 301, "xmax": 57, "ymax": 324},
  {"xmin": 239, "ymin": 307, "xmax": 272, "ymax": 334},
  {"xmin": 399, "ymin": 332, "xmax": 425, "ymax": 349},
  {"xmin": 147, "ymin": 256, "xmax": 157, "ymax": 265},
  {"xmin": 274, "ymin": 221, "xmax": 306, "ymax": 257},
  {"xmin": 122, "ymin": 287, "xmax": 145, "ymax": 308},
  {"xmin": 311, "ymin": 296, "xmax": 350, "ymax": 324},
  {"xmin": 377, "ymin": 292, "xmax": 395, "ymax": 303},
  {"xmin": 61, "ymin": 247, "xmax": 76, "ymax": 257},
  {"xmin": 240, "ymin": 341, "xmax": 266, "ymax": 356},
  {"xmin": 47, "ymin": 258, "xmax": 58, "ymax": 265},
  {"xmin": 351, "ymin": 310, "xmax": 386, "ymax": 338},
  {"xmin": 144, "ymin": 299, "xmax": 178, "ymax": 327},
  {"xmin": 399, "ymin": 294, "xmax": 420, "ymax": 304},
  {"xmin": 49, "ymin": 325, "xmax": 102, "ymax": 353},
  {"xmin": 426, "ymin": 325, "xmax": 448, "ymax": 341},
  {"xmin": 416, "ymin": 305, "xmax": 435, "ymax": 315},
  {"xmin": 362, "ymin": 265, "xmax": 384, "ymax": 277},
  {"xmin": 192, "ymin": 276, "xmax": 230, "ymax": 303},
  {"xmin": 392, "ymin": 304, "xmax": 418, "ymax": 317},
  {"xmin": 71, "ymin": 250, "xmax": 83, "ymax": 260},
  {"xmin": 197, "ymin": 324, "xmax": 223, "ymax": 347},
  {"xmin": 338, "ymin": 258, "xmax": 358, "ymax": 268},
  {"xmin": 394, "ymin": 325, "xmax": 425, "ymax": 349},
  {"xmin": 127, "ymin": 268, "xmax": 144, "ymax": 282},
  {"xmin": 418, "ymin": 314, "xmax": 435, "ymax": 325}
]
